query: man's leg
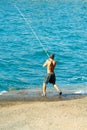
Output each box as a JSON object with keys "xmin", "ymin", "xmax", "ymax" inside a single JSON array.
[
  {"xmin": 42, "ymin": 83, "xmax": 46, "ymax": 96},
  {"xmin": 53, "ymin": 84, "xmax": 62, "ymax": 95}
]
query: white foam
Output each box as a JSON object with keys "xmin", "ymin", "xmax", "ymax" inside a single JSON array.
[
  {"xmin": 74, "ymin": 90, "xmax": 87, "ymax": 94},
  {"xmin": 0, "ymin": 91, "xmax": 7, "ymax": 95}
]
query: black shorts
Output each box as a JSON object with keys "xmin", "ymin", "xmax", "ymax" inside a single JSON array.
[{"xmin": 44, "ymin": 73, "xmax": 56, "ymax": 85}]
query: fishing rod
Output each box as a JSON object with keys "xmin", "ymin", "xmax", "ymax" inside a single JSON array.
[{"xmin": 13, "ymin": 4, "xmax": 49, "ymax": 58}]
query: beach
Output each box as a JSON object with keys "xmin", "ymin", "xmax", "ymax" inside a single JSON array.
[
  {"xmin": 0, "ymin": 0, "xmax": 87, "ymax": 129},
  {"xmin": 0, "ymin": 91, "xmax": 87, "ymax": 130}
]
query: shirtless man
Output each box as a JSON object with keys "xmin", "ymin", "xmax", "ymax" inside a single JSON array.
[{"xmin": 42, "ymin": 54, "xmax": 62, "ymax": 96}]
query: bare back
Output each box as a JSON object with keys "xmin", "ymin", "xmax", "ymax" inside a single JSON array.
[{"xmin": 43, "ymin": 58, "xmax": 56, "ymax": 74}]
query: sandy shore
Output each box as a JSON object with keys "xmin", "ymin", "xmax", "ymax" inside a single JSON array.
[{"xmin": 0, "ymin": 95, "xmax": 87, "ymax": 130}]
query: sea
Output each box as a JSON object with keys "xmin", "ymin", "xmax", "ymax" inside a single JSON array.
[{"xmin": 0, "ymin": 0, "xmax": 87, "ymax": 95}]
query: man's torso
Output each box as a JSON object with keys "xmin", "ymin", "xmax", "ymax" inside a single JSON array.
[{"xmin": 47, "ymin": 59, "xmax": 56, "ymax": 74}]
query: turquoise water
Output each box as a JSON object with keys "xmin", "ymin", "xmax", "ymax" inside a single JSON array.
[{"xmin": 0, "ymin": 0, "xmax": 87, "ymax": 94}]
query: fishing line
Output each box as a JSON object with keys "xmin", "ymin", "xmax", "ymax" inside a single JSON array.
[{"xmin": 13, "ymin": 4, "xmax": 49, "ymax": 58}]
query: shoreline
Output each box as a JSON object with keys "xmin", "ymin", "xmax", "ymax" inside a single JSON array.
[
  {"xmin": 0, "ymin": 95, "xmax": 87, "ymax": 107},
  {"xmin": 0, "ymin": 88, "xmax": 86, "ymax": 102}
]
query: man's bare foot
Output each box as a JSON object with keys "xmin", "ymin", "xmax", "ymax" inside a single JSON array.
[{"xmin": 41, "ymin": 93, "xmax": 46, "ymax": 97}]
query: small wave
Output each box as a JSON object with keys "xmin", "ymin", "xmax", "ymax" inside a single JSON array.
[
  {"xmin": 74, "ymin": 90, "xmax": 87, "ymax": 95},
  {"xmin": 0, "ymin": 90, "xmax": 8, "ymax": 95},
  {"xmin": 68, "ymin": 76, "xmax": 87, "ymax": 82}
]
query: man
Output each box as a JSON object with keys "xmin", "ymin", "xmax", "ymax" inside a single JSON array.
[{"xmin": 42, "ymin": 54, "xmax": 62, "ymax": 96}]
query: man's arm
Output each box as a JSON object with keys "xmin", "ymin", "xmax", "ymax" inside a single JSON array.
[
  {"xmin": 43, "ymin": 60, "xmax": 48, "ymax": 67},
  {"xmin": 54, "ymin": 61, "xmax": 56, "ymax": 67}
]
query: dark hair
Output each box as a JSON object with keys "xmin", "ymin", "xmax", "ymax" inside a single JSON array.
[{"xmin": 49, "ymin": 54, "xmax": 55, "ymax": 59}]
